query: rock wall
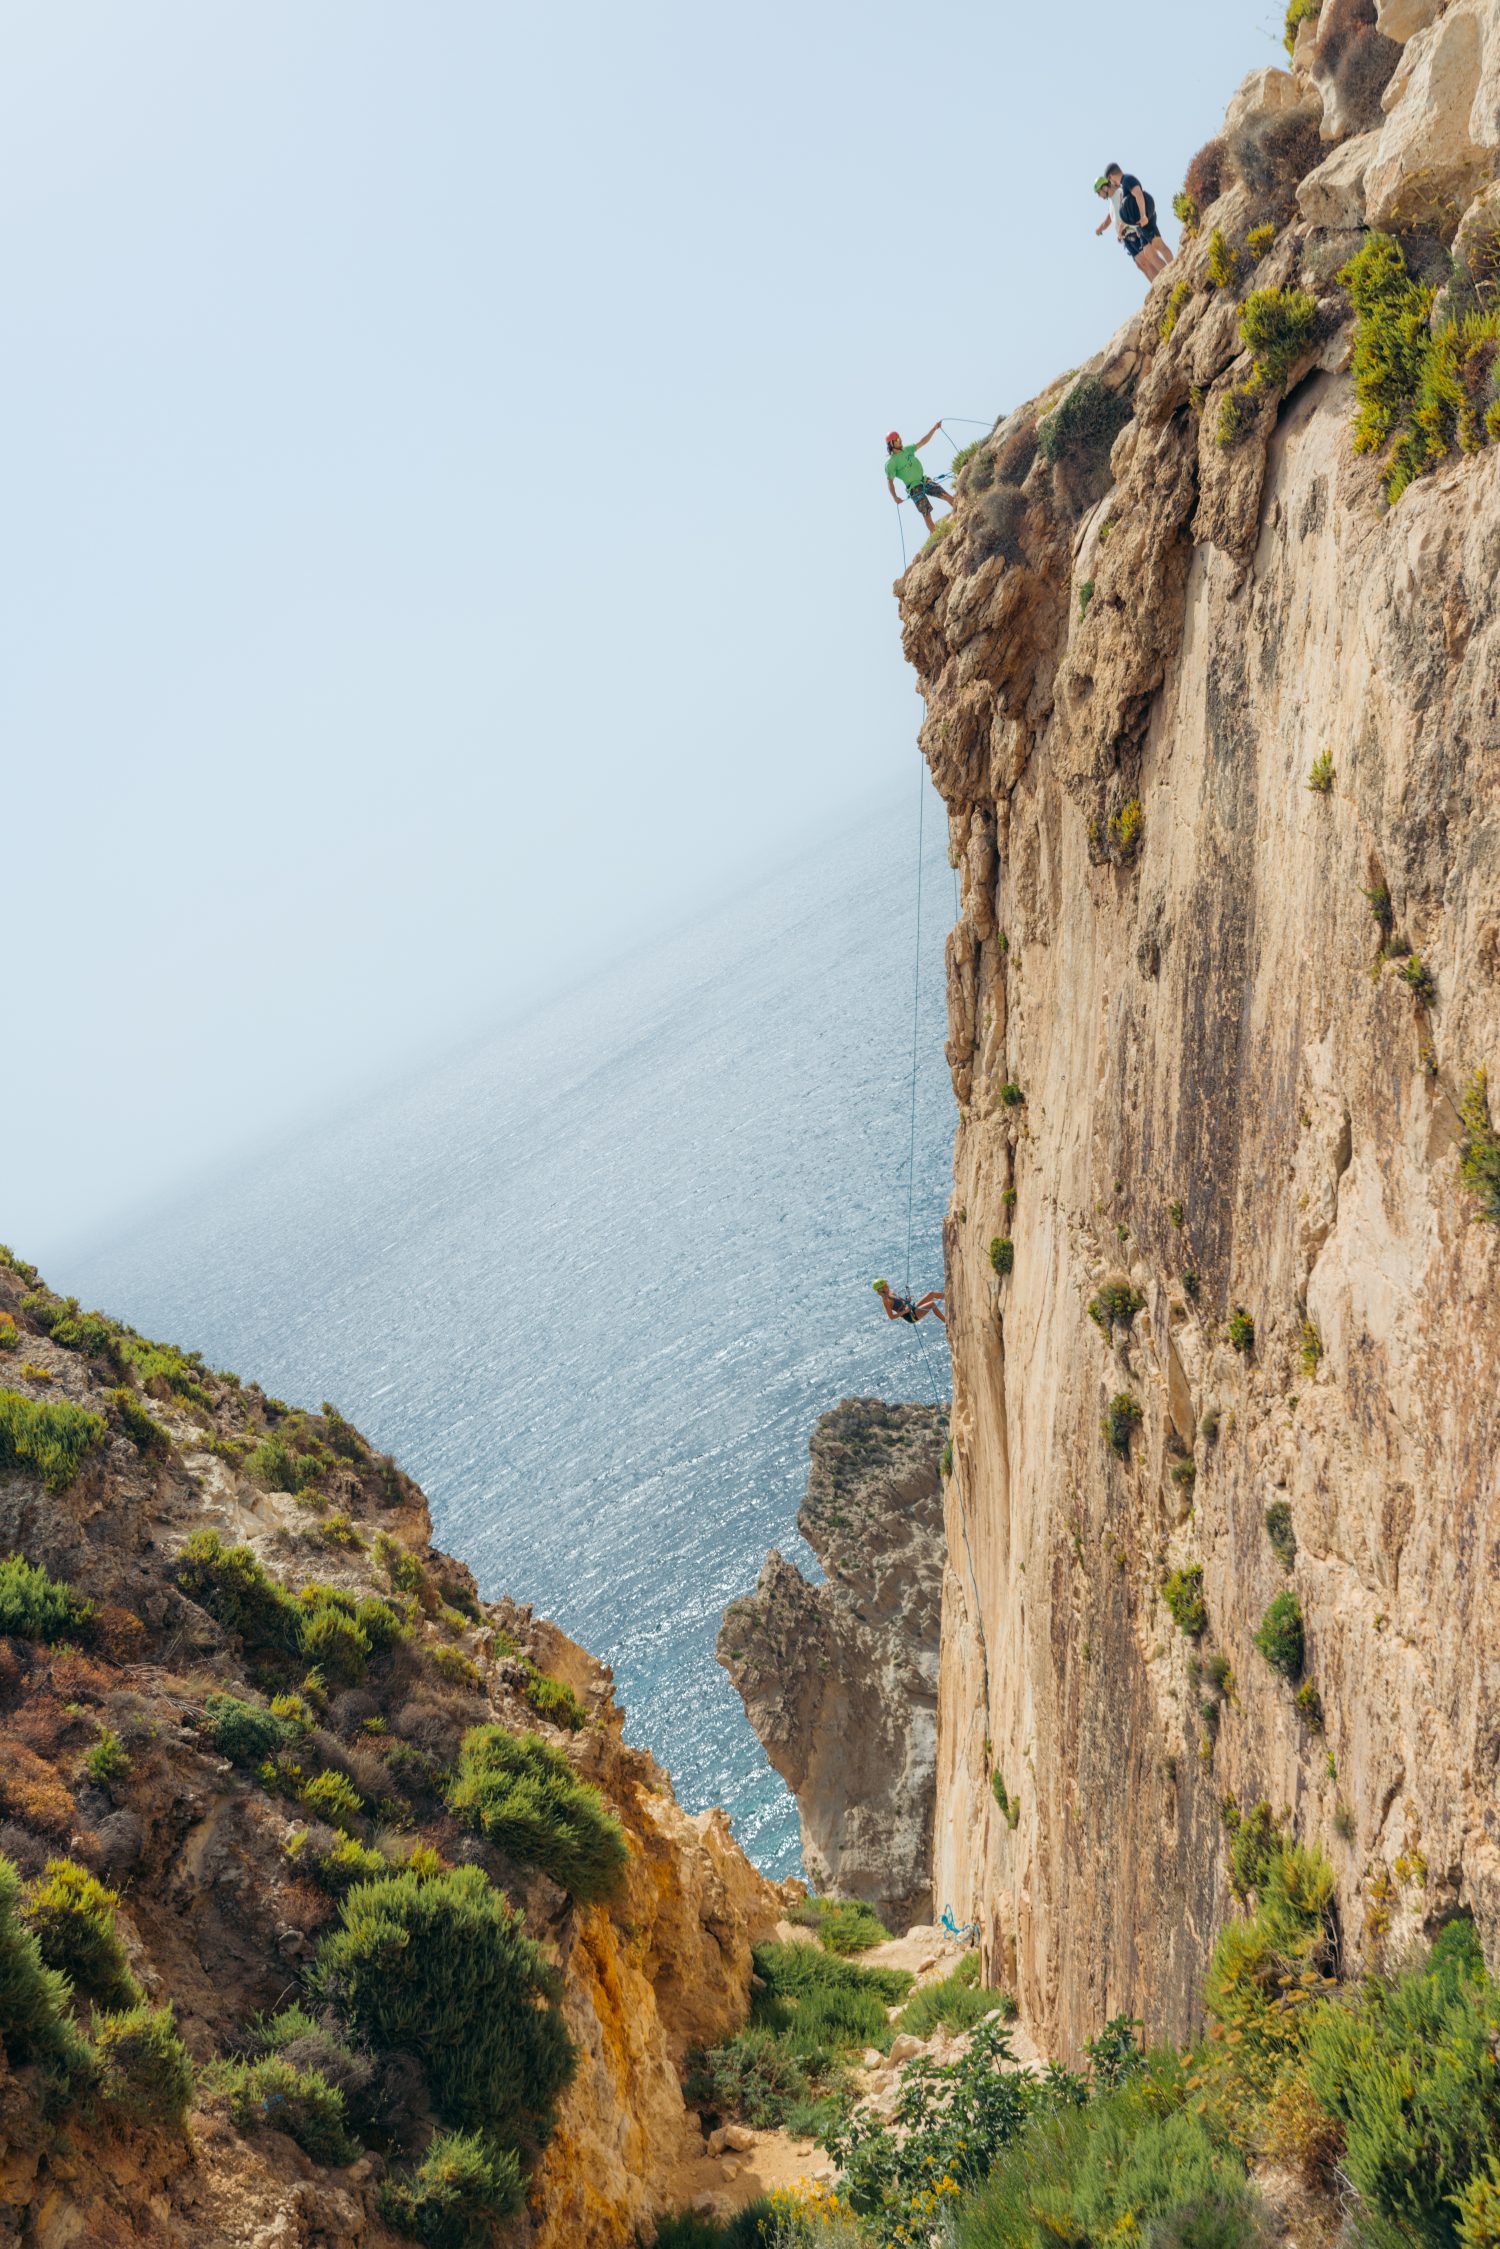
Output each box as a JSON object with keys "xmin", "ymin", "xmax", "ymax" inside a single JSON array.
[
  {"xmin": 0, "ymin": 1256, "xmax": 785, "ymax": 2247},
  {"xmin": 903, "ymin": 2, "xmax": 1500, "ymax": 2057},
  {"xmin": 718, "ymin": 1400, "xmax": 946, "ymax": 1930}
]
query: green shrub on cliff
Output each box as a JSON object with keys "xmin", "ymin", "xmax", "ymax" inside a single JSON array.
[
  {"xmin": 1254, "ymin": 1589, "xmax": 1305, "ymax": 1680},
  {"xmin": 0, "ymin": 1552, "xmax": 96, "ymax": 1642},
  {"xmin": 898, "ymin": 1953, "xmax": 1016, "ymax": 2039},
  {"xmin": 445, "ymin": 1726, "xmax": 627, "ymax": 1902},
  {"xmin": 216, "ymin": 2051, "xmax": 358, "ymax": 2165},
  {"xmin": 0, "ymin": 1394, "xmax": 108, "ymax": 1495},
  {"xmin": 1459, "ymin": 1070, "xmax": 1500, "ymax": 1222},
  {"xmin": 1038, "ymin": 377, "xmax": 1130, "ymax": 470},
  {"xmin": 788, "ymin": 1896, "xmax": 890, "ymax": 1955},
  {"xmin": 24, "ymin": 1859, "xmax": 141, "ymax": 2015},
  {"xmin": 94, "ymin": 2003, "xmax": 195, "ymax": 2128},
  {"xmin": 313, "ymin": 1864, "xmax": 575, "ymax": 2147},
  {"xmin": 1102, "ymin": 1392, "xmax": 1142, "ymax": 1460},
  {"xmin": 1161, "ymin": 1565, "xmax": 1207, "ymax": 1638},
  {"xmin": 380, "ymin": 2129, "xmax": 526, "ymax": 2247}
]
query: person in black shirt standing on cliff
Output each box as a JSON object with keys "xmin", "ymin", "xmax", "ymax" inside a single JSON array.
[{"xmin": 1094, "ymin": 163, "xmax": 1173, "ymax": 282}]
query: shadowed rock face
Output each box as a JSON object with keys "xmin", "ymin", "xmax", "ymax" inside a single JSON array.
[
  {"xmin": 896, "ymin": 24, "xmax": 1500, "ymax": 2059},
  {"xmin": 718, "ymin": 1398, "xmax": 946, "ymax": 1930}
]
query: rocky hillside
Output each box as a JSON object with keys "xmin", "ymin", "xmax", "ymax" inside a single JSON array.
[
  {"xmin": 717, "ymin": 1400, "xmax": 946, "ymax": 1931},
  {"xmin": 902, "ymin": 0, "xmax": 1500, "ymax": 2055},
  {"xmin": 0, "ymin": 1249, "xmax": 786, "ymax": 2247}
]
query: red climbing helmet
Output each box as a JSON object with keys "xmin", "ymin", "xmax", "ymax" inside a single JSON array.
[{"xmin": 885, "ymin": 431, "xmax": 901, "ymax": 450}]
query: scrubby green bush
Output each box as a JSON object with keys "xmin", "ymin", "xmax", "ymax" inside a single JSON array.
[
  {"xmin": 0, "ymin": 1393, "xmax": 107, "ymax": 1494},
  {"xmin": 1263, "ymin": 1502, "xmax": 1297, "ymax": 1572},
  {"xmin": 992, "ymin": 1771, "xmax": 1020, "ymax": 1830},
  {"xmin": 749, "ymin": 1939, "xmax": 911, "ymax": 2061},
  {"xmin": 428, "ymin": 1642, "xmax": 480, "ymax": 1692},
  {"xmin": 95, "ymin": 2003, "xmax": 195, "ymax": 2127},
  {"xmin": 313, "ymin": 1864, "xmax": 575, "ymax": 2146},
  {"xmin": 1255, "ymin": 1590, "xmax": 1305, "ymax": 1680},
  {"xmin": 175, "ymin": 1530, "xmax": 303, "ymax": 1652},
  {"xmin": 684, "ymin": 2022, "xmax": 838, "ymax": 2137},
  {"xmin": 1307, "ymin": 748, "xmax": 1334, "ymax": 794},
  {"xmin": 0, "ymin": 1552, "xmax": 96, "ymax": 1642},
  {"xmin": 645, "ymin": 2209, "xmax": 778, "ymax": 2249},
  {"xmin": 204, "ymin": 1693, "xmax": 288, "ymax": 1766},
  {"xmin": 1240, "ymin": 287, "xmax": 1318, "ymax": 389},
  {"xmin": 1460, "ymin": 1070, "xmax": 1500, "ymax": 1222},
  {"xmin": 1000, "ymin": 1081, "xmax": 1025, "ymax": 1108},
  {"xmin": 1088, "ymin": 1280, "xmax": 1144, "ymax": 1336},
  {"xmin": 107, "ymin": 1387, "xmax": 169, "ymax": 1459},
  {"xmin": 1103, "ymin": 1393, "xmax": 1142, "ymax": 1460},
  {"xmin": 286, "ymin": 1828, "xmax": 391, "ymax": 1897},
  {"xmin": 1038, "ymin": 378, "xmax": 1130, "ymax": 470},
  {"xmin": 0, "ymin": 1316, "xmax": 16, "ymax": 1353},
  {"xmin": 954, "ymin": 2078, "xmax": 1261, "ymax": 2249},
  {"xmin": 788, "ymin": 1896, "xmax": 890, "ymax": 1956},
  {"xmin": 1285, "ymin": 0, "xmax": 1321, "ymax": 52},
  {"xmin": 1227, "ymin": 1307, "xmax": 1255, "ymax": 1354},
  {"xmin": 116, "ymin": 1334, "xmax": 213, "ymax": 1411},
  {"xmin": 84, "ymin": 1727, "xmax": 131, "ymax": 1792},
  {"xmin": 446, "ymin": 1726, "xmax": 627, "ymax": 1903},
  {"xmin": 897, "ymin": 1953, "xmax": 1015, "ymax": 2040},
  {"xmin": 218, "ymin": 2052, "xmax": 358, "ymax": 2164},
  {"xmin": 374, "ymin": 1529, "xmax": 429, "ymax": 1598},
  {"xmin": 380, "ymin": 2130, "xmax": 525, "ymax": 2247},
  {"xmin": 246, "ymin": 1429, "xmax": 334, "ymax": 1496},
  {"xmin": 1303, "ymin": 1927, "xmax": 1500, "ymax": 2249},
  {"xmin": 0, "ymin": 1857, "xmax": 91, "ymax": 2078},
  {"xmin": 300, "ymin": 1769, "xmax": 366, "ymax": 1835},
  {"xmin": 522, "ymin": 1666, "xmax": 588, "ymax": 1731},
  {"xmin": 1162, "ymin": 1566, "xmax": 1207, "ymax": 1638},
  {"xmin": 989, "ymin": 1237, "xmax": 1015, "ymax": 1277},
  {"xmin": 300, "ymin": 1602, "xmax": 372, "ymax": 1685},
  {"xmin": 1160, "ymin": 280, "xmax": 1192, "ymax": 343}
]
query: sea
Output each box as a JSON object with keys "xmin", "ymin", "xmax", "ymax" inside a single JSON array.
[{"xmin": 68, "ymin": 785, "xmax": 955, "ymax": 1878}]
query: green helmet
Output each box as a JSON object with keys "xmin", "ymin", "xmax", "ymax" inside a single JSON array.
[
  {"xmin": 872, "ymin": 1279, "xmax": 887, "ymax": 1292},
  {"xmin": 1094, "ymin": 176, "xmax": 1109, "ymax": 194}
]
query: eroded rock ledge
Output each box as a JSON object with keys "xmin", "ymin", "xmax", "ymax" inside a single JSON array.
[{"xmin": 717, "ymin": 1399, "xmax": 946, "ymax": 1930}]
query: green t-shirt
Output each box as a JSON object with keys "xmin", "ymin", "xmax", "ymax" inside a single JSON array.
[{"xmin": 885, "ymin": 445, "xmax": 925, "ymax": 490}]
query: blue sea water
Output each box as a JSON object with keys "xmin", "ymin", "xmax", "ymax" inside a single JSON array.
[{"xmin": 68, "ymin": 787, "xmax": 954, "ymax": 1877}]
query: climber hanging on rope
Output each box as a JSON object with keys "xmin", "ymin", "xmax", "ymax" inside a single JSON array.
[
  {"xmin": 873, "ymin": 1279, "xmax": 947, "ymax": 1327},
  {"xmin": 884, "ymin": 426, "xmax": 954, "ymax": 538},
  {"xmin": 1094, "ymin": 165, "xmax": 1173, "ymax": 283}
]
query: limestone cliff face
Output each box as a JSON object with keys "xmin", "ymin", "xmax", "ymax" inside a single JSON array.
[
  {"xmin": 903, "ymin": 4, "xmax": 1500, "ymax": 2056},
  {"xmin": 0, "ymin": 1256, "xmax": 783, "ymax": 2248},
  {"xmin": 718, "ymin": 1400, "xmax": 946, "ymax": 1930}
]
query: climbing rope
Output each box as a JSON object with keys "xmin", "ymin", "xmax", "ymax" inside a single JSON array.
[{"xmin": 904, "ymin": 758, "xmax": 925, "ymax": 1300}]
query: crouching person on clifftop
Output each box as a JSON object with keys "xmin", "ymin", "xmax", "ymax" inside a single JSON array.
[
  {"xmin": 885, "ymin": 426, "xmax": 953, "ymax": 538},
  {"xmin": 1095, "ymin": 164, "xmax": 1173, "ymax": 282}
]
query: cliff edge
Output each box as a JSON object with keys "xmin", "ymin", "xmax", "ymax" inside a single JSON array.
[{"xmin": 903, "ymin": 0, "xmax": 1500, "ymax": 2054}]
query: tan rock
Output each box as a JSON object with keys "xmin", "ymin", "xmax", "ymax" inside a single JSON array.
[
  {"xmin": 1224, "ymin": 64, "xmax": 1322, "ymax": 139},
  {"xmin": 718, "ymin": 1399, "xmax": 947, "ymax": 1929},
  {"xmin": 1364, "ymin": 0, "xmax": 1487, "ymax": 226},
  {"xmin": 1377, "ymin": 0, "xmax": 1447, "ymax": 37},
  {"xmin": 1295, "ymin": 129, "xmax": 1382, "ymax": 226}
]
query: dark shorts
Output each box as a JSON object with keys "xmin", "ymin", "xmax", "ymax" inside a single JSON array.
[
  {"xmin": 1123, "ymin": 220, "xmax": 1161, "ymax": 257},
  {"xmin": 891, "ymin": 1299, "xmax": 918, "ymax": 1323},
  {"xmin": 908, "ymin": 478, "xmax": 945, "ymax": 506}
]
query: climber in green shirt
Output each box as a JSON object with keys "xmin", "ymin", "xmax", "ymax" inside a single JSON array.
[{"xmin": 885, "ymin": 425, "xmax": 953, "ymax": 540}]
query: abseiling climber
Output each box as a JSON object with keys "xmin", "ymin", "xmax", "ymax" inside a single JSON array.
[
  {"xmin": 873, "ymin": 1279, "xmax": 947, "ymax": 1327},
  {"xmin": 884, "ymin": 426, "xmax": 954, "ymax": 537},
  {"xmin": 1094, "ymin": 163, "xmax": 1173, "ymax": 282}
]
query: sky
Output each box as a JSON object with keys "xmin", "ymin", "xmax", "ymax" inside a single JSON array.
[{"xmin": 3, "ymin": 0, "xmax": 1284, "ymax": 1269}]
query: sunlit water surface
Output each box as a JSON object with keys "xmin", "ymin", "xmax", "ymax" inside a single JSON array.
[{"xmin": 72, "ymin": 791, "xmax": 953, "ymax": 1874}]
